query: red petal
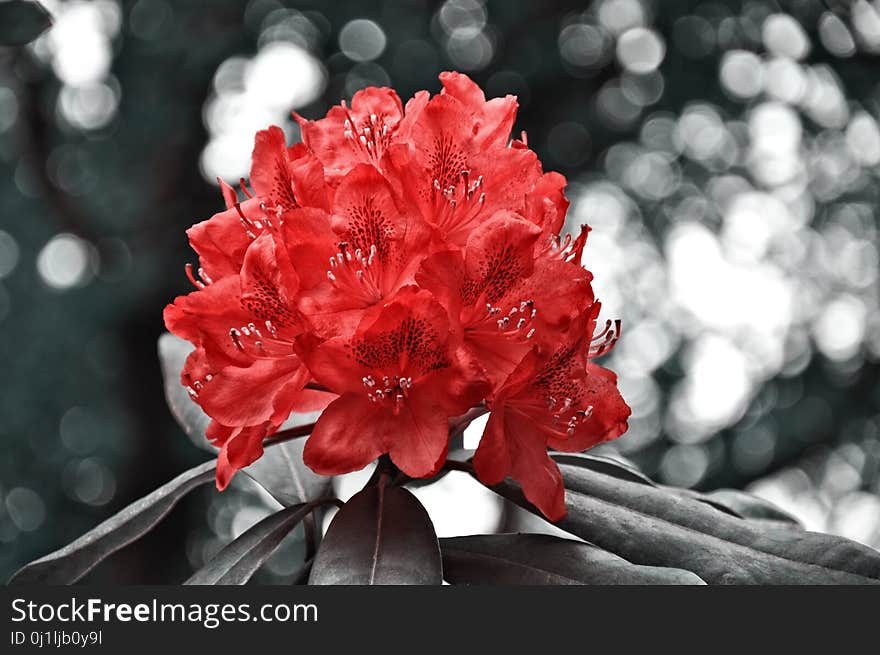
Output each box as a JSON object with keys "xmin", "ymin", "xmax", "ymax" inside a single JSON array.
[
  {"xmin": 164, "ymin": 276, "xmax": 253, "ymax": 369},
  {"xmin": 415, "ymin": 249, "xmax": 466, "ymax": 317},
  {"xmin": 349, "ymin": 86, "xmax": 403, "ymax": 123},
  {"xmin": 287, "ymin": 142, "xmax": 330, "ymax": 211},
  {"xmin": 439, "ymin": 71, "xmax": 518, "ymax": 148},
  {"xmin": 297, "ymin": 87, "xmax": 404, "ymax": 181},
  {"xmin": 250, "ymin": 126, "xmax": 299, "ymax": 211},
  {"xmin": 474, "ymin": 405, "xmax": 566, "ymax": 521},
  {"xmin": 303, "ymin": 394, "xmax": 390, "ymax": 475},
  {"xmin": 239, "ymin": 232, "xmax": 300, "ymax": 332},
  {"xmin": 524, "ymin": 171, "xmax": 569, "ymax": 236},
  {"xmin": 198, "ymin": 355, "xmax": 308, "ymax": 428},
  {"xmin": 504, "ymin": 258, "xmax": 594, "ymax": 338},
  {"xmin": 281, "ymin": 207, "xmax": 338, "ymax": 290},
  {"xmin": 394, "ymin": 90, "xmax": 430, "ymax": 142},
  {"xmin": 469, "ymin": 146, "xmax": 542, "ymax": 223},
  {"xmin": 386, "ymin": 383, "xmax": 454, "ymax": 478},
  {"xmin": 352, "ymin": 287, "xmax": 452, "ymax": 376},
  {"xmin": 331, "ymin": 164, "xmax": 404, "ymax": 259},
  {"xmin": 547, "ymin": 363, "xmax": 631, "ymax": 452},
  {"xmin": 218, "ymin": 178, "xmax": 238, "ymax": 208},
  {"xmin": 185, "ymin": 197, "xmax": 262, "ymax": 281},
  {"xmin": 463, "ymin": 210, "xmax": 542, "ymax": 303},
  {"xmin": 214, "ymin": 423, "xmax": 268, "ymax": 490},
  {"xmin": 408, "ymin": 94, "xmax": 475, "ymax": 191},
  {"xmin": 299, "ymin": 334, "xmax": 372, "ymax": 395}
]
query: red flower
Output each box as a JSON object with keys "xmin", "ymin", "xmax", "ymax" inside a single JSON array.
[
  {"xmin": 415, "ymin": 213, "xmax": 594, "ymax": 392},
  {"xmin": 164, "ymin": 72, "xmax": 631, "ymax": 517},
  {"xmin": 301, "ymin": 287, "xmax": 487, "ymax": 477},
  {"xmin": 280, "ymin": 163, "xmax": 433, "ymax": 338},
  {"xmin": 473, "ymin": 305, "xmax": 631, "ymax": 520}
]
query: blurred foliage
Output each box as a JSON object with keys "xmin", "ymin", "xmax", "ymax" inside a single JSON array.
[{"xmin": 1, "ymin": 0, "xmax": 879, "ymax": 582}]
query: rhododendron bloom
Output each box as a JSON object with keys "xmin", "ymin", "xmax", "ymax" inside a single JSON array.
[{"xmin": 164, "ymin": 72, "xmax": 631, "ymax": 519}]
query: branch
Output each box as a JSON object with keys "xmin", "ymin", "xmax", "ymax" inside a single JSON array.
[{"xmin": 262, "ymin": 422, "xmax": 315, "ymax": 447}]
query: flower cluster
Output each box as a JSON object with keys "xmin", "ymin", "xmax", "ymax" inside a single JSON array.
[{"xmin": 164, "ymin": 73, "xmax": 630, "ymax": 519}]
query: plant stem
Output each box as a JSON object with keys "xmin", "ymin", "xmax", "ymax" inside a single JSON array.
[
  {"xmin": 262, "ymin": 422, "xmax": 315, "ymax": 447},
  {"xmin": 440, "ymin": 459, "xmax": 476, "ymax": 475},
  {"xmin": 448, "ymin": 404, "xmax": 489, "ymax": 441}
]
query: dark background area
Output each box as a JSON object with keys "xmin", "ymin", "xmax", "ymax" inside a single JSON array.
[{"xmin": 1, "ymin": 0, "xmax": 879, "ymax": 583}]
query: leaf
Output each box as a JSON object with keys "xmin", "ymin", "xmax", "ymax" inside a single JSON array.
[
  {"xmin": 242, "ymin": 436, "xmax": 330, "ymax": 507},
  {"xmin": 551, "ymin": 451, "xmax": 657, "ymax": 487},
  {"xmin": 290, "ymin": 558, "xmax": 313, "ymax": 585},
  {"xmin": 185, "ymin": 501, "xmax": 319, "ymax": 585},
  {"xmin": 663, "ymin": 486, "xmax": 744, "ymax": 519},
  {"xmin": 442, "ymin": 534, "xmax": 705, "ymax": 585},
  {"xmin": 309, "ymin": 482, "xmax": 442, "ymax": 585},
  {"xmin": 489, "ymin": 462, "xmax": 880, "ymax": 584},
  {"xmin": 702, "ymin": 489, "xmax": 802, "ymax": 526},
  {"xmin": 0, "ymin": 1, "xmax": 52, "ymax": 46},
  {"xmin": 552, "ymin": 450, "xmax": 798, "ymax": 524},
  {"xmin": 158, "ymin": 333, "xmax": 213, "ymax": 451},
  {"xmin": 500, "ymin": 500, "xmax": 582, "ymax": 539},
  {"xmin": 8, "ymin": 460, "xmax": 215, "ymax": 584}
]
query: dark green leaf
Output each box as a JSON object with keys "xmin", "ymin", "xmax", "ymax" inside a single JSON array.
[
  {"xmin": 499, "ymin": 500, "xmax": 579, "ymax": 539},
  {"xmin": 9, "ymin": 461, "xmax": 215, "ymax": 584},
  {"xmin": 309, "ymin": 482, "xmax": 442, "ymax": 585},
  {"xmin": 158, "ymin": 333, "xmax": 213, "ymax": 451},
  {"xmin": 702, "ymin": 489, "xmax": 802, "ymax": 526},
  {"xmin": 663, "ymin": 486, "xmax": 744, "ymax": 519},
  {"xmin": 0, "ymin": 1, "xmax": 52, "ymax": 46},
  {"xmin": 489, "ymin": 462, "xmax": 880, "ymax": 584},
  {"xmin": 551, "ymin": 451, "xmax": 657, "ymax": 487},
  {"xmin": 552, "ymin": 450, "xmax": 797, "ymax": 524},
  {"xmin": 442, "ymin": 533, "xmax": 705, "ymax": 585},
  {"xmin": 290, "ymin": 558, "xmax": 313, "ymax": 585},
  {"xmin": 243, "ymin": 438, "xmax": 330, "ymax": 507},
  {"xmin": 186, "ymin": 501, "xmax": 319, "ymax": 585}
]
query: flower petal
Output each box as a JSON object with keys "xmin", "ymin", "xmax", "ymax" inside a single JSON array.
[
  {"xmin": 164, "ymin": 277, "xmax": 253, "ymax": 369},
  {"xmin": 474, "ymin": 405, "xmax": 566, "ymax": 521},
  {"xmin": 547, "ymin": 362, "xmax": 631, "ymax": 452},
  {"xmin": 463, "ymin": 210, "xmax": 542, "ymax": 303},
  {"xmin": 250, "ymin": 126, "xmax": 299, "ymax": 211},
  {"xmin": 439, "ymin": 71, "xmax": 517, "ymax": 148},
  {"xmin": 185, "ymin": 197, "xmax": 263, "ymax": 281},
  {"xmin": 239, "ymin": 232, "xmax": 300, "ymax": 333},
  {"xmin": 198, "ymin": 356, "xmax": 308, "ymax": 428},
  {"xmin": 214, "ymin": 423, "xmax": 268, "ymax": 490},
  {"xmin": 296, "ymin": 87, "xmax": 404, "ymax": 181},
  {"xmin": 303, "ymin": 394, "xmax": 390, "ymax": 475}
]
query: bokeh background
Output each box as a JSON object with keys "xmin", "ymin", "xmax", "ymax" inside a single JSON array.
[{"xmin": 2, "ymin": 0, "xmax": 880, "ymax": 583}]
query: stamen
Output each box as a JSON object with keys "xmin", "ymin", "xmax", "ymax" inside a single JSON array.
[
  {"xmin": 185, "ymin": 263, "xmax": 204, "ymax": 289},
  {"xmin": 430, "ymin": 169, "xmax": 488, "ymax": 235},
  {"xmin": 340, "ymin": 107, "xmax": 391, "ymax": 162},
  {"xmin": 238, "ymin": 178, "xmax": 254, "ymax": 199},
  {"xmin": 589, "ymin": 319, "xmax": 622, "ymax": 358},
  {"xmin": 229, "ymin": 325, "xmax": 294, "ymax": 359},
  {"xmin": 362, "ymin": 374, "xmax": 414, "ymax": 409},
  {"xmin": 234, "ymin": 203, "xmax": 258, "ymax": 239},
  {"xmin": 324, "ymin": 242, "xmax": 384, "ymax": 304}
]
